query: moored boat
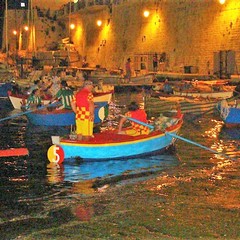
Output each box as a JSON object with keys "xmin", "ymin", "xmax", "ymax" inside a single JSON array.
[
  {"xmin": 0, "ymin": 82, "xmax": 13, "ymax": 98},
  {"xmin": 173, "ymin": 82, "xmax": 235, "ymax": 100},
  {"xmin": 8, "ymin": 91, "xmax": 113, "ymax": 109},
  {"xmin": 89, "ymin": 71, "xmax": 154, "ymax": 85},
  {"xmin": 51, "ymin": 114, "xmax": 183, "ymax": 161},
  {"xmin": 25, "ymin": 101, "xmax": 108, "ymax": 126},
  {"xmin": 217, "ymin": 100, "xmax": 240, "ymax": 127}
]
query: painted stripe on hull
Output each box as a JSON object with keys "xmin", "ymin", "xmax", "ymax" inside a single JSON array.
[{"xmin": 60, "ymin": 127, "xmax": 181, "ymax": 160}]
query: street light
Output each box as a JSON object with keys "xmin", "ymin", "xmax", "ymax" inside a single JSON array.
[
  {"xmin": 23, "ymin": 25, "xmax": 29, "ymax": 31},
  {"xmin": 97, "ymin": 20, "xmax": 102, "ymax": 27},
  {"xmin": 69, "ymin": 23, "xmax": 75, "ymax": 44},
  {"xmin": 12, "ymin": 30, "xmax": 18, "ymax": 50},
  {"xmin": 143, "ymin": 10, "xmax": 150, "ymax": 18},
  {"xmin": 19, "ymin": 25, "xmax": 29, "ymax": 50},
  {"xmin": 219, "ymin": 0, "xmax": 226, "ymax": 4},
  {"xmin": 70, "ymin": 23, "xmax": 75, "ymax": 30}
]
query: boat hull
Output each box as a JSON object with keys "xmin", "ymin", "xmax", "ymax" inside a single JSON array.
[
  {"xmin": 89, "ymin": 73, "xmax": 154, "ymax": 85},
  {"xmin": 173, "ymin": 89, "xmax": 234, "ymax": 99},
  {"xmin": 26, "ymin": 101, "xmax": 108, "ymax": 126},
  {"xmin": 0, "ymin": 82, "xmax": 13, "ymax": 98},
  {"xmin": 217, "ymin": 101, "xmax": 240, "ymax": 127},
  {"xmin": 8, "ymin": 91, "xmax": 112, "ymax": 109},
  {"xmin": 57, "ymin": 120, "xmax": 183, "ymax": 160}
]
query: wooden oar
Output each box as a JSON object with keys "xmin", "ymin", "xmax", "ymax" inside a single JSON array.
[
  {"xmin": 166, "ymin": 132, "xmax": 239, "ymax": 161},
  {"xmin": 120, "ymin": 114, "xmax": 155, "ymax": 130},
  {"xmin": 0, "ymin": 102, "xmax": 61, "ymax": 123}
]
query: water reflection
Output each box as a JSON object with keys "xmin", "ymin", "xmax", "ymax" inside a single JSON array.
[
  {"xmin": 47, "ymin": 154, "xmax": 180, "ymax": 183},
  {"xmin": 1, "ymin": 94, "xmax": 240, "ymax": 225}
]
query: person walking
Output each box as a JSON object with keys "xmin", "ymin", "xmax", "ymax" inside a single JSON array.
[{"xmin": 71, "ymin": 80, "xmax": 95, "ymax": 140}]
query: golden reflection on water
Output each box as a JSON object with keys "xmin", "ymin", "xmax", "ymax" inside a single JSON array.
[
  {"xmin": 203, "ymin": 119, "xmax": 240, "ymax": 160},
  {"xmin": 47, "ymin": 162, "xmax": 64, "ymax": 183}
]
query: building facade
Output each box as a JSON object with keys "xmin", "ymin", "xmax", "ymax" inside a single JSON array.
[{"xmin": 2, "ymin": 0, "xmax": 240, "ymax": 77}]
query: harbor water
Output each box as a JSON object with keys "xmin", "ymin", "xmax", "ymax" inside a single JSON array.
[{"xmin": 0, "ymin": 91, "xmax": 239, "ymax": 239}]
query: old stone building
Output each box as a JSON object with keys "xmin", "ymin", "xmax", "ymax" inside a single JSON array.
[{"xmin": 2, "ymin": 0, "xmax": 240, "ymax": 77}]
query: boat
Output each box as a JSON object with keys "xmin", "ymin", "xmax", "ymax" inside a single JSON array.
[
  {"xmin": 92, "ymin": 92, "xmax": 112, "ymax": 103},
  {"xmin": 172, "ymin": 81, "xmax": 235, "ymax": 100},
  {"xmin": 122, "ymin": 73, "xmax": 154, "ymax": 85},
  {"xmin": 51, "ymin": 114, "xmax": 183, "ymax": 161},
  {"xmin": 25, "ymin": 101, "xmax": 108, "ymax": 126},
  {"xmin": 145, "ymin": 95, "xmax": 218, "ymax": 115},
  {"xmin": 88, "ymin": 69, "xmax": 154, "ymax": 85},
  {"xmin": 8, "ymin": 91, "xmax": 50, "ymax": 109},
  {"xmin": 217, "ymin": 100, "xmax": 240, "ymax": 127},
  {"xmin": 8, "ymin": 91, "xmax": 113, "ymax": 110},
  {"xmin": 0, "ymin": 82, "xmax": 13, "ymax": 98}
]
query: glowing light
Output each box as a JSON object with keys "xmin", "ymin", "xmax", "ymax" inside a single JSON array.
[
  {"xmin": 97, "ymin": 20, "xmax": 102, "ymax": 27},
  {"xmin": 219, "ymin": 0, "xmax": 226, "ymax": 4},
  {"xmin": 13, "ymin": 30, "xmax": 17, "ymax": 35},
  {"xmin": 24, "ymin": 26, "xmax": 29, "ymax": 31},
  {"xmin": 70, "ymin": 23, "xmax": 75, "ymax": 30},
  {"xmin": 143, "ymin": 10, "xmax": 150, "ymax": 18}
]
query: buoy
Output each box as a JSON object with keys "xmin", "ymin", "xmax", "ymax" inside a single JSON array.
[{"xmin": 0, "ymin": 148, "xmax": 29, "ymax": 157}]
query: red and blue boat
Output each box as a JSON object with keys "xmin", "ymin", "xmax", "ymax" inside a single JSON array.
[
  {"xmin": 25, "ymin": 101, "xmax": 108, "ymax": 126},
  {"xmin": 51, "ymin": 115, "xmax": 183, "ymax": 161}
]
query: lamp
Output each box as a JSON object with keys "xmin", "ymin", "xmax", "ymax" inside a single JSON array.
[
  {"xmin": 23, "ymin": 25, "xmax": 29, "ymax": 31},
  {"xmin": 70, "ymin": 23, "xmax": 75, "ymax": 30},
  {"xmin": 97, "ymin": 20, "xmax": 102, "ymax": 27},
  {"xmin": 143, "ymin": 10, "xmax": 150, "ymax": 18}
]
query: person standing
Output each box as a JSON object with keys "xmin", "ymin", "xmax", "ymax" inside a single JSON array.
[
  {"xmin": 153, "ymin": 53, "xmax": 158, "ymax": 72},
  {"xmin": 118, "ymin": 101, "xmax": 150, "ymax": 136},
  {"xmin": 125, "ymin": 58, "xmax": 132, "ymax": 83},
  {"xmin": 71, "ymin": 80, "xmax": 95, "ymax": 140}
]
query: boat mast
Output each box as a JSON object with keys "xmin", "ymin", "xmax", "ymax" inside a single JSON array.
[
  {"xmin": 29, "ymin": 0, "xmax": 35, "ymax": 56},
  {"xmin": 68, "ymin": 1, "xmax": 71, "ymax": 67},
  {"xmin": 5, "ymin": 0, "xmax": 8, "ymax": 67}
]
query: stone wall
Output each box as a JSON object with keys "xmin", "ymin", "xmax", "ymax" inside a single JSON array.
[
  {"xmin": 3, "ymin": 0, "xmax": 240, "ymax": 75},
  {"xmin": 68, "ymin": 0, "xmax": 240, "ymax": 75}
]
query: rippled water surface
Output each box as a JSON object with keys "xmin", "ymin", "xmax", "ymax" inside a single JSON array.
[{"xmin": 0, "ymin": 92, "xmax": 239, "ymax": 223}]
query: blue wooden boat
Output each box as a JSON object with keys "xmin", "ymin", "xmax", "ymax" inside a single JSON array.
[
  {"xmin": 25, "ymin": 101, "xmax": 108, "ymax": 126},
  {"xmin": 51, "ymin": 115, "xmax": 183, "ymax": 161},
  {"xmin": 0, "ymin": 82, "xmax": 12, "ymax": 98},
  {"xmin": 217, "ymin": 100, "xmax": 240, "ymax": 127}
]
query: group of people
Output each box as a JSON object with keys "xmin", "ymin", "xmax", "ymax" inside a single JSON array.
[{"xmin": 25, "ymin": 62, "xmax": 152, "ymax": 140}]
